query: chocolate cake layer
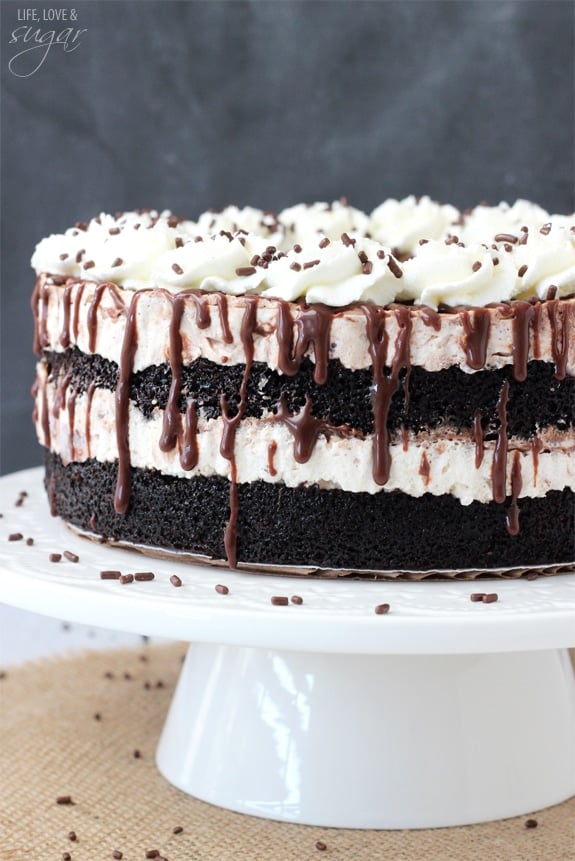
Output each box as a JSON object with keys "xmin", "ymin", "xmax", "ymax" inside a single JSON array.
[
  {"xmin": 45, "ymin": 453, "xmax": 575, "ymax": 572},
  {"xmin": 43, "ymin": 350, "xmax": 574, "ymax": 438}
]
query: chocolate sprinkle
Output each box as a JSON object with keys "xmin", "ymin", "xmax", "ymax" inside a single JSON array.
[
  {"xmin": 134, "ymin": 571, "xmax": 155, "ymax": 581},
  {"xmin": 472, "ymin": 260, "xmax": 482, "ymax": 272},
  {"xmin": 362, "ymin": 261, "xmax": 373, "ymax": 275},
  {"xmin": 56, "ymin": 795, "xmax": 74, "ymax": 805},
  {"xmin": 215, "ymin": 583, "xmax": 229, "ymax": 594},
  {"xmin": 133, "ymin": 749, "xmax": 141, "ymax": 758},
  {"xmin": 319, "ymin": 237, "xmax": 330, "ymax": 248},
  {"xmin": 271, "ymin": 595, "xmax": 289, "ymax": 605},
  {"xmin": 111, "ymin": 257, "xmax": 124, "ymax": 268},
  {"xmin": 374, "ymin": 603, "xmax": 390, "ymax": 614},
  {"xmin": 341, "ymin": 232, "xmax": 354, "ymax": 247},
  {"xmin": 172, "ymin": 826, "xmax": 184, "ymax": 834},
  {"xmin": 387, "ymin": 257, "xmax": 403, "ymax": 278},
  {"xmin": 315, "ymin": 841, "xmax": 327, "ymax": 851},
  {"xmin": 8, "ymin": 532, "xmax": 23, "ymax": 541},
  {"xmin": 26, "ymin": 537, "xmax": 34, "ymax": 546},
  {"xmin": 290, "ymin": 261, "xmax": 302, "ymax": 271},
  {"xmin": 170, "ymin": 574, "xmax": 183, "ymax": 587},
  {"xmin": 109, "ymin": 227, "xmax": 120, "ymax": 235},
  {"xmin": 119, "ymin": 573, "xmax": 134, "ymax": 584},
  {"xmin": 62, "ymin": 853, "xmax": 72, "ymax": 861},
  {"xmin": 49, "ymin": 553, "xmax": 62, "ymax": 562},
  {"xmin": 518, "ymin": 264, "xmax": 528, "ymax": 277},
  {"xmin": 540, "ymin": 223, "xmax": 551, "ymax": 235},
  {"xmin": 470, "ymin": 593, "xmax": 485, "ymax": 602},
  {"xmin": 494, "ymin": 233, "xmax": 517, "ymax": 244},
  {"xmin": 172, "ymin": 263, "xmax": 184, "ymax": 275},
  {"xmin": 100, "ymin": 570, "xmax": 121, "ymax": 580},
  {"xmin": 525, "ymin": 818, "xmax": 538, "ymax": 829},
  {"xmin": 291, "ymin": 595, "xmax": 304, "ymax": 605},
  {"xmin": 145, "ymin": 851, "xmax": 160, "ymax": 859},
  {"xmin": 482, "ymin": 592, "xmax": 499, "ymax": 603},
  {"xmin": 112, "ymin": 852, "xmax": 123, "ymax": 860},
  {"xmin": 67, "ymin": 832, "xmax": 77, "ymax": 842},
  {"xmin": 83, "ymin": 260, "xmax": 95, "ymax": 270},
  {"xmin": 235, "ymin": 266, "xmax": 257, "ymax": 276},
  {"xmin": 63, "ymin": 550, "xmax": 79, "ymax": 563}
]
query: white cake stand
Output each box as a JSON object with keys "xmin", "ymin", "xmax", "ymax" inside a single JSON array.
[{"xmin": 1, "ymin": 467, "xmax": 574, "ymax": 829}]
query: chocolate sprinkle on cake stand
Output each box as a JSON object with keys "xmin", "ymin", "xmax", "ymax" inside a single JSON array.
[
  {"xmin": 0, "ymin": 468, "xmax": 574, "ymax": 830},
  {"xmin": 3, "ymin": 643, "xmax": 573, "ymax": 860}
]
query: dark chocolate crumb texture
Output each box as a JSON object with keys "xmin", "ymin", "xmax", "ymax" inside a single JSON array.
[{"xmin": 31, "ymin": 199, "xmax": 575, "ymax": 575}]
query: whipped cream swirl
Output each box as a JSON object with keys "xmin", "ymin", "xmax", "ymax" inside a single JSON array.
[{"xmin": 32, "ymin": 198, "xmax": 575, "ymax": 308}]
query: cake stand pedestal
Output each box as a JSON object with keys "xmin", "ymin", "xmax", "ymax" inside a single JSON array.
[{"xmin": 1, "ymin": 468, "xmax": 574, "ymax": 829}]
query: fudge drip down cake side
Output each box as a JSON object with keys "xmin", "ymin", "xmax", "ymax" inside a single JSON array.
[{"xmin": 31, "ymin": 197, "xmax": 575, "ymax": 576}]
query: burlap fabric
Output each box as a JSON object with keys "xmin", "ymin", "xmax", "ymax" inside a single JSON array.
[{"xmin": 1, "ymin": 644, "xmax": 574, "ymax": 861}]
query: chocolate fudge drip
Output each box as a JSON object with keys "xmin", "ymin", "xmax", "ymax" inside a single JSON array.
[
  {"xmin": 67, "ymin": 386, "xmax": 78, "ymax": 461},
  {"xmin": 114, "ymin": 292, "xmax": 144, "ymax": 515},
  {"xmin": 180, "ymin": 398, "xmax": 199, "ymax": 471},
  {"xmin": 158, "ymin": 291, "xmax": 210, "ymax": 472},
  {"xmin": 362, "ymin": 304, "xmax": 412, "ymax": 485},
  {"xmin": 511, "ymin": 301, "xmax": 535, "ymax": 382},
  {"xmin": 220, "ymin": 296, "xmax": 259, "ymax": 567},
  {"xmin": 190, "ymin": 293, "xmax": 212, "ymax": 329},
  {"xmin": 218, "ymin": 299, "xmax": 258, "ymax": 563},
  {"xmin": 31, "ymin": 276, "xmax": 43, "ymax": 355},
  {"xmin": 267, "ymin": 440, "xmax": 278, "ymax": 476},
  {"xmin": 72, "ymin": 282, "xmax": 88, "ymax": 343},
  {"xmin": 506, "ymin": 450, "xmax": 523, "ymax": 536},
  {"xmin": 275, "ymin": 300, "xmax": 334, "ymax": 384},
  {"xmin": 473, "ymin": 412, "xmax": 484, "ymax": 469},
  {"xmin": 216, "ymin": 293, "xmax": 233, "ymax": 344},
  {"xmin": 294, "ymin": 304, "xmax": 333, "ymax": 385},
  {"xmin": 88, "ymin": 283, "xmax": 123, "ymax": 353},
  {"xmin": 159, "ymin": 294, "xmax": 186, "ymax": 453},
  {"xmin": 275, "ymin": 396, "xmax": 328, "ymax": 463},
  {"xmin": 31, "ymin": 276, "xmax": 52, "ymax": 354},
  {"xmin": 548, "ymin": 298, "xmax": 571, "ymax": 380},
  {"xmin": 41, "ymin": 375, "xmax": 51, "ymax": 449},
  {"xmin": 59, "ymin": 282, "xmax": 76, "ymax": 349},
  {"xmin": 52, "ymin": 370, "xmax": 71, "ymax": 419},
  {"xmin": 492, "ymin": 380, "xmax": 509, "ymax": 505},
  {"xmin": 461, "ymin": 308, "xmax": 491, "ymax": 371},
  {"xmin": 85, "ymin": 381, "xmax": 96, "ymax": 459}
]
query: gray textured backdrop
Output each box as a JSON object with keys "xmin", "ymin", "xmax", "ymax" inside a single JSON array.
[{"xmin": 1, "ymin": 0, "xmax": 574, "ymax": 473}]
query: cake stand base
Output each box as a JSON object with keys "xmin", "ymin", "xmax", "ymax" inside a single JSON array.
[{"xmin": 157, "ymin": 643, "xmax": 575, "ymax": 829}]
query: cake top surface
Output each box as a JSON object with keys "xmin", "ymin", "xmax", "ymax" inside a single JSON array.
[{"xmin": 31, "ymin": 197, "xmax": 575, "ymax": 310}]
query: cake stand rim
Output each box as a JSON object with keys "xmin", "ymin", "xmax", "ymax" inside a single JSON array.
[{"xmin": 0, "ymin": 466, "xmax": 574, "ymax": 655}]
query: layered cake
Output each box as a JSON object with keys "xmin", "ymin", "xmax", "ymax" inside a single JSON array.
[{"xmin": 31, "ymin": 197, "xmax": 575, "ymax": 576}]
